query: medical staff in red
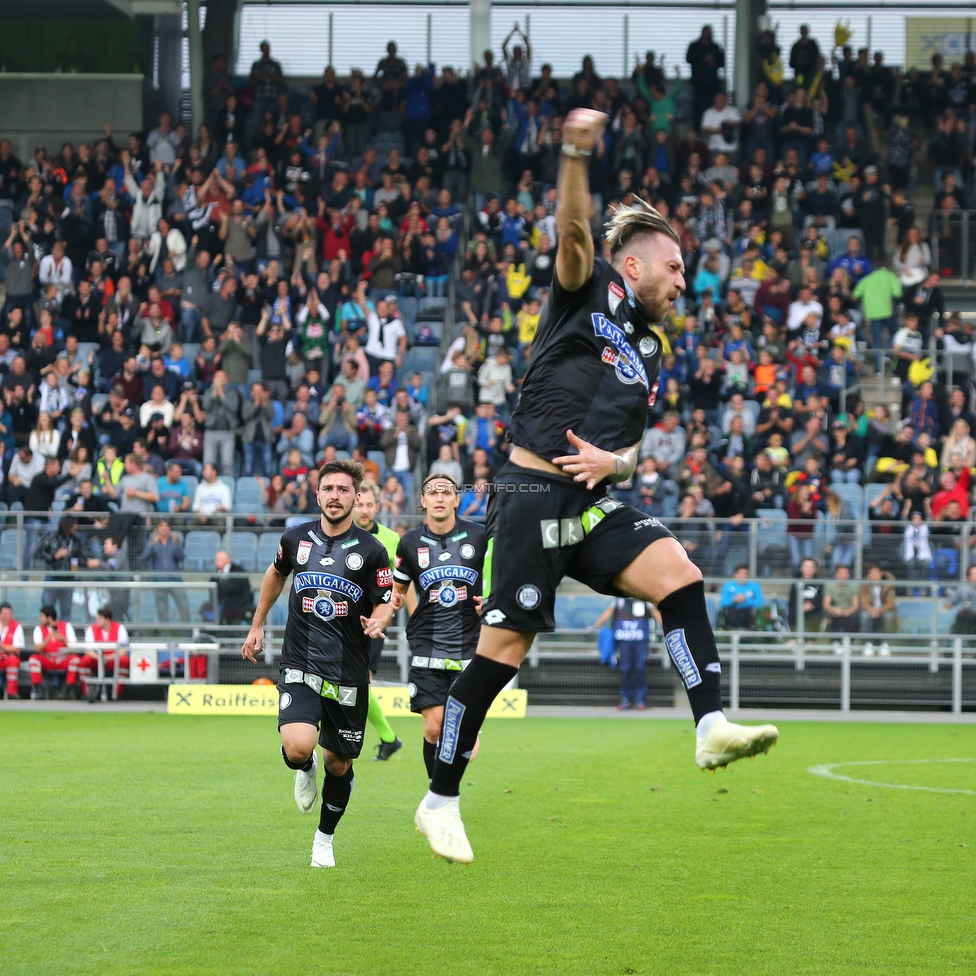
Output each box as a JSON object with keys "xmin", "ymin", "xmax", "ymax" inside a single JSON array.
[
  {"xmin": 1, "ymin": 602, "xmax": 26, "ymax": 699},
  {"xmin": 84, "ymin": 606, "xmax": 130, "ymax": 699},
  {"xmin": 28, "ymin": 604, "xmax": 80, "ymax": 700}
]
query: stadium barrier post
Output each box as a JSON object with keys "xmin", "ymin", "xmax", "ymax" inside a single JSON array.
[
  {"xmin": 929, "ymin": 637, "xmax": 940, "ymax": 675},
  {"xmin": 264, "ymin": 622, "xmax": 274, "ymax": 665},
  {"xmin": 15, "ymin": 510, "xmax": 22, "ymax": 572},
  {"xmin": 747, "ymin": 521, "xmax": 758, "ymax": 577},
  {"xmin": 953, "ymin": 638, "xmax": 963, "ymax": 714},
  {"xmin": 795, "ymin": 582, "xmax": 806, "ymax": 672},
  {"xmin": 841, "ymin": 636, "xmax": 851, "ymax": 712},
  {"xmin": 730, "ymin": 632, "xmax": 740, "ymax": 711},
  {"xmin": 962, "ymin": 525, "xmax": 971, "ymax": 579},
  {"xmin": 854, "ymin": 523, "xmax": 863, "ymax": 579},
  {"xmin": 528, "ymin": 638, "xmax": 539, "ymax": 668}
]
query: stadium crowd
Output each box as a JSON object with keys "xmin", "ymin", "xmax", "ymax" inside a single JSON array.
[{"xmin": 0, "ymin": 24, "xmax": 973, "ymax": 593}]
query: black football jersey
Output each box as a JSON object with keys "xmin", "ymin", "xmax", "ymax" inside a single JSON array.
[
  {"xmin": 508, "ymin": 257, "xmax": 663, "ymax": 464},
  {"xmin": 273, "ymin": 519, "xmax": 393, "ymax": 684},
  {"xmin": 392, "ymin": 519, "xmax": 487, "ymax": 659}
]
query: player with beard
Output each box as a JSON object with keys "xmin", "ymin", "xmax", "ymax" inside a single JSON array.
[
  {"xmin": 392, "ymin": 475, "xmax": 488, "ymax": 778},
  {"xmin": 352, "ymin": 479, "xmax": 404, "ymax": 760},
  {"xmin": 414, "ymin": 109, "xmax": 779, "ymax": 863},
  {"xmin": 242, "ymin": 459, "xmax": 396, "ymax": 867}
]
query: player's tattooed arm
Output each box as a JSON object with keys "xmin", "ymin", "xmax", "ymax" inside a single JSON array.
[
  {"xmin": 555, "ymin": 109, "xmax": 607, "ymax": 292},
  {"xmin": 242, "ymin": 563, "xmax": 289, "ymax": 660},
  {"xmin": 552, "ymin": 430, "xmax": 639, "ymax": 490}
]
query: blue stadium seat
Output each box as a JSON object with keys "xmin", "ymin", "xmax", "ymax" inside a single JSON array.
[
  {"xmin": 553, "ymin": 595, "xmax": 574, "ymax": 630},
  {"xmin": 831, "ymin": 483, "xmax": 864, "ymax": 519},
  {"xmin": 183, "ymin": 476, "xmax": 199, "ymax": 496},
  {"xmin": 258, "ymin": 532, "xmax": 281, "ymax": 568},
  {"xmin": 397, "ymin": 296, "xmax": 418, "ymax": 326},
  {"xmin": 223, "ymin": 532, "xmax": 257, "ymax": 571},
  {"xmin": 0, "ymin": 531, "xmax": 17, "ymax": 570},
  {"xmin": 234, "ymin": 477, "xmax": 265, "ymax": 514},
  {"xmin": 183, "ymin": 530, "xmax": 221, "ymax": 571},
  {"xmin": 756, "ymin": 509, "xmax": 787, "ymax": 552},
  {"xmin": 218, "ymin": 476, "xmax": 236, "ymax": 502},
  {"xmin": 705, "ymin": 594, "xmax": 720, "ymax": 628},
  {"xmin": 406, "ymin": 347, "xmax": 440, "ymax": 374},
  {"xmin": 896, "ymin": 599, "xmax": 934, "ymax": 635},
  {"xmin": 270, "ymin": 587, "xmax": 291, "ymax": 627},
  {"xmin": 569, "ymin": 595, "xmax": 612, "ymax": 630},
  {"xmin": 418, "ymin": 296, "xmax": 447, "ymax": 320}
]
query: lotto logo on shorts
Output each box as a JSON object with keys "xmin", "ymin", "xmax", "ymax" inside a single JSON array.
[
  {"xmin": 376, "ymin": 567, "xmax": 393, "ymax": 587},
  {"xmin": 665, "ymin": 629, "xmax": 702, "ymax": 689}
]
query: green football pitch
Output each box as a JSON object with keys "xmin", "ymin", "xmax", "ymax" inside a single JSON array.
[{"xmin": 2, "ymin": 712, "xmax": 975, "ymax": 976}]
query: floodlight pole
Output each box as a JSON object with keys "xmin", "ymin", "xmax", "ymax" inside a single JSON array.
[
  {"xmin": 470, "ymin": 0, "xmax": 492, "ymax": 77},
  {"xmin": 187, "ymin": 0, "xmax": 205, "ymax": 134},
  {"xmin": 733, "ymin": 0, "xmax": 764, "ymax": 109}
]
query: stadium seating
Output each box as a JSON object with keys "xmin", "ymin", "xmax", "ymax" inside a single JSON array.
[
  {"xmin": 258, "ymin": 532, "xmax": 281, "ymax": 567},
  {"xmin": 0, "ymin": 531, "xmax": 18, "ymax": 570},
  {"xmin": 183, "ymin": 530, "xmax": 221, "ymax": 571},
  {"xmin": 224, "ymin": 532, "xmax": 258, "ymax": 571},
  {"xmin": 234, "ymin": 477, "xmax": 265, "ymax": 513}
]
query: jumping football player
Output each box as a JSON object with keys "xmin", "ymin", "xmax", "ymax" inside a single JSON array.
[
  {"xmin": 414, "ymin": 108, "xmax": 778, "ymax": 863},
  {"xmin": 242, "ymin": 459, "xmax": 396, "ymax": 867},
  {"xmin": 352, "ymin": 479, "xmax": 404, "ymax": 761},
  {"xmin": 392, "ymin": 474, "xmax": 487, "ymax": 778}
]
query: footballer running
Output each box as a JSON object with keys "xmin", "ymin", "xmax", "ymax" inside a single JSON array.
[{"xmin": 242, "ymin": 459, "xmax": 396, "ymax": 867}]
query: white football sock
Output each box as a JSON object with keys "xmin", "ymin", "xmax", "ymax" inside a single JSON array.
[
  {"xmin": 696, "ymin": 710, "xmax": 726, "ymax": 741},
  {"xmin": 424, "ymin": 790, "xmax": 455, "ymax": 811}
]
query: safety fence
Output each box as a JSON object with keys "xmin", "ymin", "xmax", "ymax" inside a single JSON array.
[{"xmin": 931, "ymin": 210, "xmax": 976, "ymax": 286}]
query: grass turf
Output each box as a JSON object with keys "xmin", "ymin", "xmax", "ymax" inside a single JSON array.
[{"xmin": 1, "ymin": 713, "xmax": 975, "ymax": 976}]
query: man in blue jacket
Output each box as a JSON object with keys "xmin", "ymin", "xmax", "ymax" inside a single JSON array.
[{"xmin": 720, "ymin": 565, "xmax": 764, "ymax": 629}]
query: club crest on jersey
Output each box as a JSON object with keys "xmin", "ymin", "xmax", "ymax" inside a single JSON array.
[
  {"xmin": 460, "ymin": 544, "xmax": 476, "ymax": 559},
  {"xmin": 296, "ymin": 540, "xmax": 312, "ymax": 565},
  {"xmin": 418, "ymin": 546, "xmax": 430, "ymax": 568},
  {"xmin": 302, "ymin": 595, "xmax": 348, "ymax": 621},
  {"xmin": 591, "ymin": 313, "xmax": 648, "ymax": 388},
  {"xmin": 639, "ymin": 335, "xmax": 659, "ymax": 358},
  {"xmin": 432, "ymin": 583, "xmax": 467, "ymax": 606},
  {"xmin": 607, "ymin": 281, "xmax": 624, "ymax": 315}
]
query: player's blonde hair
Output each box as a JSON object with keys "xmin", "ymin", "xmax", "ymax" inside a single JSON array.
[
  {"xmin": 358, "ymin": 478, "xmax": 380, "ymax": 502},
  {"xmin": 605, "ymin": 198, "xmax": 680, "ymax": 256}
]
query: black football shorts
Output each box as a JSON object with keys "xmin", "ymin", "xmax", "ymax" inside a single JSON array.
[
  {"xmin": 407, "ymin": 656, "xmax": 468, "ymax": 713},
  {"xmin": 481, "ymin": 463, "xmax": 675, "ymax": 633},
  {"xmin": 276, "ymin": 674, "xmax": 370, "ymax": 759}
]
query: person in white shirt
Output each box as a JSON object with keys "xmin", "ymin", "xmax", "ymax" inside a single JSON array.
[
  {"xmin": 700, "ymin": 91, "xmax": 742, "ymax": 154},
  {"xmin": 786, "ymin": 285, "xmax": 824, "ymax": 335},
  {"xmin": 38, "ymin": 242, "xmax": 74, "ymax": 301},
  {"xmin": 192, "ymin": 462, "xmax": 233, "ymax": 520},
  {"xmin": 477, "ymin": 348, "xmax": 515, "ymax": 420},
  {"xmin": 139, "ymin": 385, "xmax": 175, "ymax": 429},
  {"xmin": 84, "ymin": 605, "xmax": 130, "ymax": 701},
  {"xmin": 364, "ymin": 297, "xmax": 407, "ymax": 372},
  {"xmin": 147, "ymin": 112, "xmax": 181, "ymax": 167},
  {"xmin": 0, "ymin": 601, "xmax": 26, "ymax": 699},
  {"xmin": 721, "ymin": 393, "xmax": 757, "ymax": 436},
  {"xmin": 502, "ymin": 24, "xmax": 532, "ymax": 92}
]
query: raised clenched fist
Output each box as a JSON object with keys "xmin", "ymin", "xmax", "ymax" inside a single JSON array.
[{"xmin": 563, "ymin": 109, "xmax": 609, "ymax": 155}]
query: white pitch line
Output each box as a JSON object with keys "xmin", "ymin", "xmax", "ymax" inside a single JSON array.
[{"xmin": 809, "ymin": 758, "xmax": 976, "ymax": 795}]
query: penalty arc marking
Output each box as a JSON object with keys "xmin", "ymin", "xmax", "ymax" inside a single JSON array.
[{"xmin": 809, "ymin": 758, "xmax": 976, "ymax": 796}]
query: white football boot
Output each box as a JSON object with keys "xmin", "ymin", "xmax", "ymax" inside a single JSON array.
[
  {"xmin": 414, "ymin": 797, "xmax": 474, "ymax": 864},
  {"xmin": 294, "ymin": 750, "xmax": 319, "ymax": 814},
  {"xmin": 696, "ymin": 714, "xmax": 779, "ymax": 771},
  {"xmin": 310, "ymin": 830, "xmax": 335, "ymax": 868}
]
